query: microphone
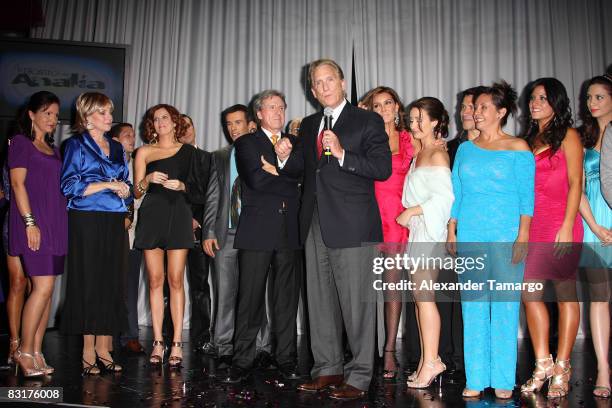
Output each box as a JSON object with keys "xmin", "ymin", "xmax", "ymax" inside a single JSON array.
[{"xmin": 323, "ymin": 107, "xmax": 333, "ymax": 163}]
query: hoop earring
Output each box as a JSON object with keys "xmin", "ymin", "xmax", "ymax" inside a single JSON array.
[
  {"xmin": 151, "ymin": 133, "xmax": 158, "ymax": 145},
  {"xmin": 394, "ymin": 113, "xmax": 400, "ymax": 127},
  {"xmin": 86, "ymin": 121, "xmax": 94, "ymax": 130}
]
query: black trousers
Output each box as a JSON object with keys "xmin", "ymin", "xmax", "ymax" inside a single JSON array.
[
  {"xmin": 187, "ymin": 235, "xmax": 212, "ymax": 344},
  {"xmin": 233, "ymin": 218, "xmax": 300, "ymax": 370}
]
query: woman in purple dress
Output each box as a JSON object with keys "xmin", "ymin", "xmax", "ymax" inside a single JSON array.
[{"xmin": 9, "ymin": 91, "xmax": 67, "ymax": 377}]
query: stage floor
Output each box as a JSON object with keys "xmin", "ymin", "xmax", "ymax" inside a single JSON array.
[{"xmin": 0, "ymin": 328, "xmax": 609, "ymax": 407}]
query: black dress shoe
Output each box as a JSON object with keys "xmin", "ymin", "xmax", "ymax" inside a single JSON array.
[
  {"xmin": 220, "ymin": 366, "xmax": 249, "ymax": 384},
  {"xmin": 217, "ymin": 355, "xmax": 233, "ymax": 370},
  {"xmin": 254, "ymin": 350, "xmax": 276, "ymax": 370},
  {"xmin": 202, "ymin": 342, "xmax": 217, "ymax": 356},
  {"xmin": 278, "ymin": 364, "xmax": 301, "ymax": 380}
]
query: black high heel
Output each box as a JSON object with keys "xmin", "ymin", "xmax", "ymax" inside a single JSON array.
[
  {"xmin": 383, "ymin": 349, "xmax": 399, "ymax": 381},
  {"xmin": 82, "ymin": 358, "xmax": 100, "ymax": 376},
  {"xmin": 97, "ymin": 355, "xmax": 122, "ymax": 372}
]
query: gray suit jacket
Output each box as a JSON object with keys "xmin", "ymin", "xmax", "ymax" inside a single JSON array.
[
  {"xmin": 203, "ymin": 145, "xmax": 232, "ymax": 248},
  {"xmin": 601, "ymin": 123, "xmax": 612, "ymax": 207}
]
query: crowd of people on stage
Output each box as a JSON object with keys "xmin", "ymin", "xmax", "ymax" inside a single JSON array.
[{"xmin": 1, "ymin": 57, "xmax": 611, "ymax": 401}]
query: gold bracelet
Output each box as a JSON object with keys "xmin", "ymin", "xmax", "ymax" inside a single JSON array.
[{"xmin": 136, "ymin": 180, "xmax": 148, "ymax": 194}]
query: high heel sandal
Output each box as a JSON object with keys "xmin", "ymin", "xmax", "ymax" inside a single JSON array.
[
  {"xmin": 14, "ymin": 350, "xmax": 44, "ymax": 378},
  {"xmin": 97, "ymin": 355, "xmax": 122, "ymax": 372},
  {"xmin": 168, "ymin": 342, "xmax": 183, "ymax": 368},
  {"xmin": 494, "ymin": 389, "xmax": 514, "ymax": 399},
  {"xmin": 33, "ymin": 352, "xmax": 54, "ymax": 375},
  {"xmin": 408, "ymin": 361, "xmax": 422, "ymax": 382},
  {"xmin": 520, "ymin": 354, "xmax": 553, "ymax": 393},
  {"xmin": 82, "ymin": 352, "xmax": 100, "ymax": 376},
  {"xmin": 7, "ymin": 338, "xmax": 20, "ymax": 366},
  {"xmin": 547, "ymin": 359, "xmax": 571, "ymax": 399},
  {"xmin": 383, "ymin": 349, "xmax": 399, "ymax": 381},
  {"xmin": 593, "ymin": 385, "xmax": 611, "ymax": 399},
  {"xmin": 150, "ymin": 340, "xmax": 165, "ymax": 365},
  {"xmin": 406, "ymin": 357, "xmax": 446, "ymax": 389},
  {"xmin": 462, "ymin": 389, "xmax": 482, "ymax": 400}
]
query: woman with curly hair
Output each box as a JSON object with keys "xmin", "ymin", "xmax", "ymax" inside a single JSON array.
[
  {"xmin": 519, "ymin": 78, "xmax": 584, "ymax": 399},
  {"xmin": 578, "ymin": 74, "xmax": 612, "ymax": 399},
  {"xmin": 362, "ymin": 86, "xmax": 416, "ymax": 380},
  {"xmin": 133, "ymin": 104, "xmax": 199, "ymax": 368}
]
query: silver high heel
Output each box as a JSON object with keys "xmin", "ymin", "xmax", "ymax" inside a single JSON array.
[
  {"xmin": 406, "ymin": 357, "xmax": 446, "ymax": 389},
  {"xmin": 14, "ymin": 350, "xmax": 44, "ymax": 378},
  {"xmin": 33, "ymin": 352, "xmax": 54, "ymax": 375}
]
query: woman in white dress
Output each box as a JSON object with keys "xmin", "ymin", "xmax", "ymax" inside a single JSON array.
[{"xmin": 396, "ymin": 97, "xmax": 454, "ymax": 389}]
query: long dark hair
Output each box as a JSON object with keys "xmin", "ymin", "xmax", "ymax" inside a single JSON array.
[
  {"xmin": 18, "ymin": 91, "xmax": 60, "ymax": 146},
  {"xmin": 407, "ymin": 97, "xmax": 449, "ymax": 139},
  {"xmin": 520, "ymin": 78, "xmax": 573, "ymax": 155},
  {"xmin": 579, "ymin": 74, "xmax": 612, "ymax": 149}
]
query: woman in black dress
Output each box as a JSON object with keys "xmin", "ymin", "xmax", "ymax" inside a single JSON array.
[{"xmin": 134, "ymin": 104, "xmax": 196, "ymax": 367}]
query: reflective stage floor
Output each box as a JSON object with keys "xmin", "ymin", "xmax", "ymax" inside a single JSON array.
[{"xmin": 0, "ymin": 329, "xmax": 610, "ymax": 407}]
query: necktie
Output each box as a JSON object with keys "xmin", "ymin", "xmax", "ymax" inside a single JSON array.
[
  {"xmin": 271, "ymin": 134, "xmax": 279, "ymax": 146},
  {"xmin": 317, "ymin": 130, "xmax": 324, "ymax": 158},
  {"xmin": 230, "ymin": 177, "xmax": 241, "ymax": 229}
]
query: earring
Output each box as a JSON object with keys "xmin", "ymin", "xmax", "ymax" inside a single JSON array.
[
  {"xmin": 394, "ymin": 113, "xmax": 400, "ymax": 127},
  {"xmin": 31, "ymin": 122, "xmax": 34, "ymax": 136},
  {"xmin": 151, "ymin": 133, "xmax": 158, "ymax": 145},
  {"xmin": 86, "ymin": 121, "xmax": 94, "ymax": 130}
]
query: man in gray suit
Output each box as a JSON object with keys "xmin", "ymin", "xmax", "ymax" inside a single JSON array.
[
  {"xmin": 601, "ymin": 123, "xmax": 612, "ymax": 207},
  {"xmin": 203, "ymin": 104, "xmax": 273, "ymax": 369},
  {"xmin": 283, "ymin": 59, "xmax": 391, "ymax": 400}
]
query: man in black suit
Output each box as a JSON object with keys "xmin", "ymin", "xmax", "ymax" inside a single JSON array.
[
  {"xmin": 178, "ymin": 114, "xmax": 214, "ymax": 354},
  {"xmin": 221, "ymin": 90, "xmax": 302, "ymax": 383},
  {"xmin": 283, "ymin": 59, "xmax": 391, "ymax": 400},
  {"xmin": 202, "ymin": 105, "xmax": 273, "ymax": 369}
]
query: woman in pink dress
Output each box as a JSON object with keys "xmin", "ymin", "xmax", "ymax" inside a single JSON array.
[
  {"xmin": 364, "ymin": 86, "xmax": 415, "ymax": 380},
  {"xmin": 520, "ymin": 78, "xmax": 583, "ymax": 399}
]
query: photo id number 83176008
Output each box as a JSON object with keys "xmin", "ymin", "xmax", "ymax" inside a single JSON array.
[{"xmin": 0, "ymin": 387, "xmax": 63, "ymax": 403}]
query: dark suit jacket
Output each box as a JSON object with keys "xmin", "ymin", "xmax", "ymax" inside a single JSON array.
[
  {"xmin": 202, "ymin": 145, "xmax": 230, "ymax": 248},
  {"xmin": 283, "ymin": 102, "xmax": 391, "ymax": 248},
  {"xmin": 190, "ymin": 147, "xmax": 212, "ymax": 241},
  {"xmin": 233, "ymin": 130, "xmax": 301, "ymax": 251}
]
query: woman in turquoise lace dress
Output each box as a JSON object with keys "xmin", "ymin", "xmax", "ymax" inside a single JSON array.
[
  {"xmin": 447, "ymin": 82, "xmax": 535, "ymax": 399},
  {"xmin": 578, "ymin": 74, "xmax": 612, "ymax": 399}
]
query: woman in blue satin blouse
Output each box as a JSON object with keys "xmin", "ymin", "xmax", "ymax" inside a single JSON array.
[{"xmin": 60, "ymin": 92, "xmax": 132, "ymax": 375}]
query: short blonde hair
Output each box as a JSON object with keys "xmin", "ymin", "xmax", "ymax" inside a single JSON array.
[
  {"xmin": 308, "ymin": 58, "xmax": 344, "ymax": 86},
  {"xmin": 73, "ymin": 92, "xmax": 114, "ymax": 133}
]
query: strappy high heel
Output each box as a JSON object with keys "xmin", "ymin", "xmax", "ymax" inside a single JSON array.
[
  {"xmin": 168, "ymin": 342, "xmax": 183, "ymax": 368},
  {"xmin": 14, "ymin": 350, "xmax": 44, "ymax": 378},
  {"xmin": 547, "ymin": 359, "xmax": 571, "ymax": 399},
  {"xmin": 82, "ymin": 353, "xmax": 100, "ymax": 376},
  {"xmin": 33, "ymin": 352, "xmax": 54, "ymax": 375},
  {"xmin": 408, "ymin": 361, "xmax": 422, "ymax": 382},
  {"xmin": 383, "ymin": 349, "xmax": 399, "ymax": 381},
  {"xmin": 7, "ymin": 338, "xmax": 20, "ymax": 366},
  {"xmin": 406, "ymin": 357, "xmax": 446, "ymax": 389},
  {"xmin": 150, "ymin": 340, "xmax": 165, "ymax": 365},
  {"xmin": 593, "ymin": 385, "xmax": 611, "ymax": 399},
  {"xmin": 97, "ymin": 355, "xmax": 122, "ymax": 372},
  {"xmin": 520, "ymin": 354, "xmax": 553, "ymax": 393}
]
